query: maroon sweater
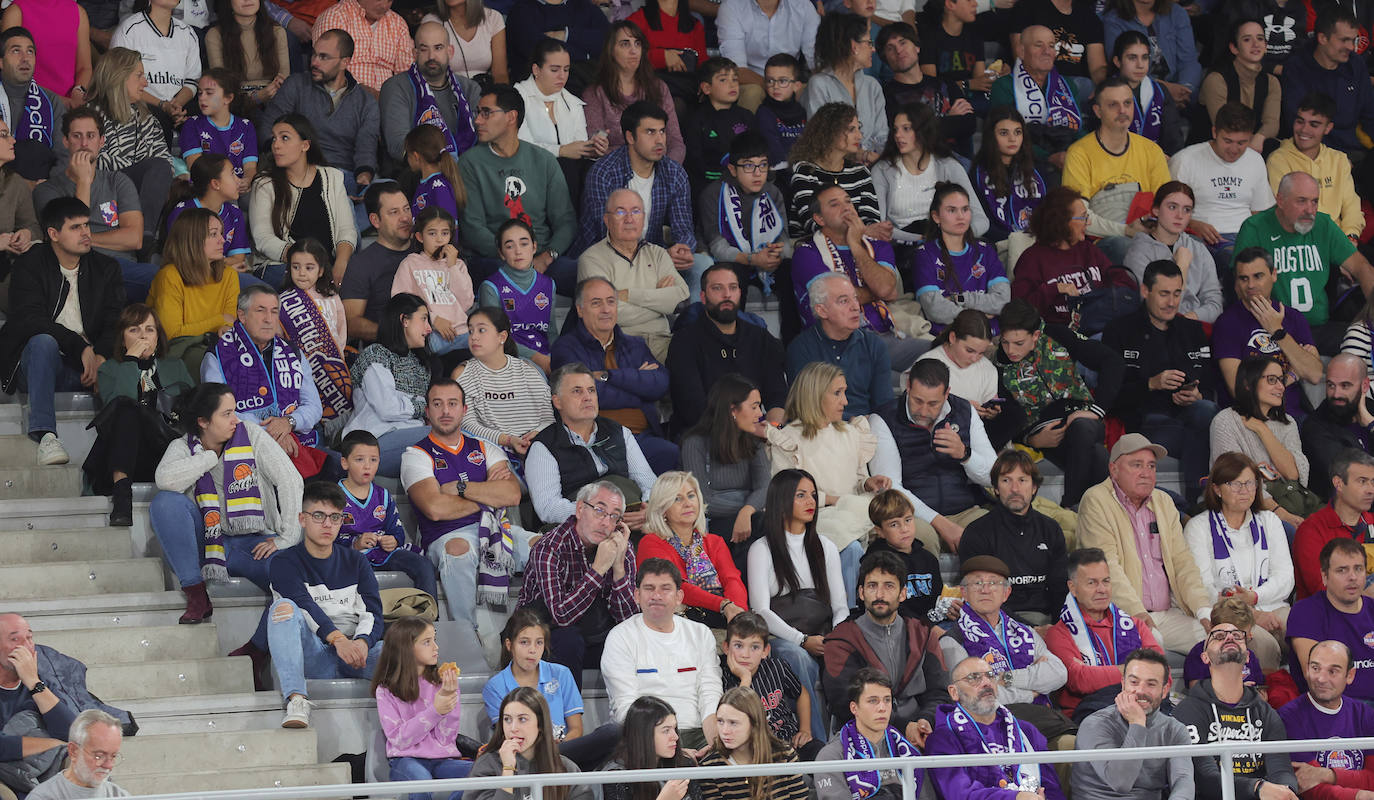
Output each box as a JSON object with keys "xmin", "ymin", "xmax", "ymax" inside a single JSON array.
[{"xmin": 1011, "ymin": 240, "xmax": 1129, "ymax": 325}]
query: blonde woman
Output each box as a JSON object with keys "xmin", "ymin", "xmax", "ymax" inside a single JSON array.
[
  {"xmin": 85, "ymin": 47, "xmax": 173, "ymax": 243},
  {"xmin": 769, "ymin": 362, "xmax": 888, "ymax": 608},
  {"xmin": 638, "ymin": 471, "xmax": 748, "ymax": 628}
]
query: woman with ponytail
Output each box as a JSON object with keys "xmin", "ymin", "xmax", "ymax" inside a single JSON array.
[
  {"xmin": 404, "ymin": 124, "xmax": 468, "ymax": 222},
  {"xmin": 165, "ymin": 153, "xmax": 251, "ymax": 274},
  {"xmin": 912, "ymin": 182, "xmax": 1009, "ymax": 332}
]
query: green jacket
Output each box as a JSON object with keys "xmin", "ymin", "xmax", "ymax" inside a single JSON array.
[
  {"xmin": 97, "ymin": 357, "xmax": 194, "ymax": 407},
  {"xmin": 457, "ymin": 141, "xmax": 577, "ymax": 259}
]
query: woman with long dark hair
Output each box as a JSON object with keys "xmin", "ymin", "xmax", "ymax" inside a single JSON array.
[
  {"xmin": 1101, "ymin": 0, "xmax": 1202, "ymax": 106},
  {"xmin": 745, "ymin": 468, "xmax": 848, "ymax": 742},
  {"xmin": 787, "ymin": 103, "xmax": 887, "ymax": 240},
  {"xmin": 681, "ymin": 374, "xmax": 774, "ymax": 561},
  {"xmin": 206, "ymin": 0, "xmax": 287, "ymax": 107},
  {"xmin": 970, "ymin": 107, "xmax": 1047, "ymax": 246},
  {"xmin": 627, "ymin": 0, "xmax": 706, "ymax": 99},
  {"xmin": 422, "ymin": 0, "xmax": 509, "ymax": 82},
  {"xmin": 468, "ymin": 687, "xmax": 594, "ymax": 800},
  {"xmin": 148, "ymin": 206, "xmax": 240, "ymax": 376},
  {"xmin": 1110, "ymin": 30, "xmax": 1184, "ymax": 154},
  {"xmin": 344, "ymin": 293, "xmax": 435, "ymax": 477},
  {"xmin": 803, "ymin": 13, "xmax": 887, "ymax": 159},
  {"xmin": 602, "ymin": 696, "xmax": 699, "ymax": 800},
  {"xmin": 164, "ymin": 153, "xmax": 251, "ymax": 274},
  {"xmin": 583, "ymin": 21, "xmax": 686, "ymax": 162},
  {"xmin": 912, "ymin": 182, "xmax": 1009, "ymax": 331},
  {"xmin": 248, "ymin": 114, "xmax": 356, "ymax": 288}
]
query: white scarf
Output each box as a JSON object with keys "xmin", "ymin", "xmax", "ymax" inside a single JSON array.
[
  {"xmin": 719, "ymin": 181, "xmax": 784, "ymax": 254},
  {"xmin": 514, "ymin": 77, "xmax": 587, "ymax": 153}
]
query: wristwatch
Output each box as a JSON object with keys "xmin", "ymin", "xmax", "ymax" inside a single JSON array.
[
  {"xmin": 29, "ymin": 680, "xmax": 48, "ymax": 696},
  {"xmin": 286, "ymin": 414, "xmax": 297, "ymax": 430},
  {"xmin": 456, "ymin": 479, "xmax": 468, "ymax": 498},
  {"xmin": 1271, "ymin": 328, "xmax": 1288, "ymax": 342}
]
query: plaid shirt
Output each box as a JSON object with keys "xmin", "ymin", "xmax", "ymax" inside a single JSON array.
[
  {"xmin": 311, "ymin": 0, "xmax": 414, "ymax": 91},
  {"xmin": 516, "ymin": 515, "xmax": 639, "ymax": 628},
  {"xmin": 576, "ymin": 145, "xmax": 696, "ymax": 253}
]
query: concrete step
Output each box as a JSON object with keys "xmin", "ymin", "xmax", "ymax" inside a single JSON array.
[
  {"xmin": 118, "ymin": 763, "xmax": 353, "ymax": 796},
  {"xmin": 0, "ymin": 527, "xmax": 133, "ymax": 563},
  {"xmin": 0, "ymin": 558, "xmax": 164, "ymax": 600},
  {"xmin": 36, "ymin": 624, "xmax": 220, "ymax": 665},
  {"xmin": 0, "ymin": 496, "xmax": 112, "ymax": 530},
  {"xmin": 85, "ymin": 657, "xmax": 254, "ymax": 700},
  {"xmin": 0, "ymin": 463, "xmax": 84, "ymax": 499},
  {"xmin": 115, "ymin": 729, "xmax": 321, "ymax": 776}
]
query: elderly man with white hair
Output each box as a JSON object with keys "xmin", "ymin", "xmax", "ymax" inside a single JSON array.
[
  {"xmin": 575, "ymin": 188, "xmax": 688, "ymax": 363},
  {"xmin": 990, "ymin": 25, "xmax": 1089, "ymax": 171},
  {"xmin": 1233, "ymin": 170, "xmax": 1374, "ymax": 353},
  {"xmin": 27, "ymin": 710, "xmax": 128, "ymax": 799},
  {"xmin": 784, "ymin": 272, "xmax": 894, "ymax": 418}
]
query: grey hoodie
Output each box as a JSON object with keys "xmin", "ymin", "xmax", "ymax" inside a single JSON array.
[
  {"xmin": 1072, "ymin": 704, "xmax": 1193, "ymax": 800},
  {"xmin": 1173, "ymin": 678, "xmax": 1300, "ymax": 800}
]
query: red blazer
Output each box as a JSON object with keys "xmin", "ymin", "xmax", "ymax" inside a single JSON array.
[
  {"xmin": 637, "ymin": 531, "xmax": 748, "ymax": 613},
  {"xmin": 627, "ymin": 8, "xmax": 708, "ymax": 71}
]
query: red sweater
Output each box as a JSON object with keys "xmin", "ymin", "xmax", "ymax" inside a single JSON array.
[
  {"xmin": 636, "ymin": 531, "xmax": 749, "ymax": 613},
  {"xmin": 1010, "ymin": 239, "xmax": 1126, "ymax": 326},
  {"xmin": 1293, "ymin": 504, "xmax": 1374, "ymax": 600},
  {"xmin": 1044, "ymin": 612, "xmax": 1163, "ymax": 715},
  {"xmin": 627, "ymin": 8, "xmax": 707, "ymax": 71}
]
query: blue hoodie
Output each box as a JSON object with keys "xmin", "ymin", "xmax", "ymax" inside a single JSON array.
[{"xmin": 1281, "ymin": 41, "xmax": 1374, "ymax": 153}]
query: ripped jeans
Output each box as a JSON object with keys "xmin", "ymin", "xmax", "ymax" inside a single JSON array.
[
  {"xmin": 266, "ymin": 597, "xmax": 384, "ymax": 701},
  {"xmin": 425, "ymin": 522, "xmax": 538, "ymax": 628}
]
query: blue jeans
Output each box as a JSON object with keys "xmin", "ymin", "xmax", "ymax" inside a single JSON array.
[
  {"xmin": 148, "ymin": 491, "xmax": 275, "ymax": 590},
  {"xmin": 342, "ymin": 173, "xmax": 373, "ymax": 235},
  {"xmin": 16, "ymin": 334, "xmax": 85, "ymax": 437},
  {"xmin": 769, "ymin": 636, "xmax": 826, "ymax": 741},
  {"xmin": 427, "ymin": 331, "xmax": 470, "ymax": 355},
  {"xmin": 378, "ymin": 425, "xmax": 431, "ymax": 478},
  {"xmin": 634, "ymin": 432, "xmax": 680, "ymax": 475},
  {"xmin": 389, "ymin": 757, "xmax": 471, "ymax": 800},
  {"xmin": 267, "ymin": 598, "xmax": 383, "ymax": 700},
  {"xmin": 426, "ymin": 523, "xmax": 537, "ymax": 627},
  {"xmin": 838, "ymin": 540, "xmax": 863, "ymax": 609},
  {"xmin": 374, "ymin": 548, "xmax": 438, "ymax": 598},
  {"xmin": 251, "ymin": 263, "xmax": 286, "ymax": 289},
  {"xmin": 1140, "ymin": 399, "xmax": 1219, "ymax": 505},
  {"xmin": 682, "ymin": 252, "xmax": 713, "ymax": 299},
  {"xmin": 112, "ymin": 257, "xmax": 158, "ymax": 303}
]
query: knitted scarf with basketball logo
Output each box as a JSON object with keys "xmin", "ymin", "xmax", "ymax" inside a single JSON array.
[{"xmin": 192, "ymin": 423, "xmax": 265, "ymax": 581}]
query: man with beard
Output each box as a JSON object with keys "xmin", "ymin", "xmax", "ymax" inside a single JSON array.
[
  {"xmin": 1303, "ymin": 356, "xmax": 1374, "ymax": 492},
  {"xmin": 1293, "ymin": 451, "xmax": 1374, "ymax": 600},
  {"xmin": 1233, "ymin": 171, "xmax": 1374, "ymax": 352},
  {"xmin": 927, "ymin": 656, "xmax": 1066, "ymax": 800},
  {"xmin": 1280, "ymin": 640, "xmax": 1374, "ymax": 798},
  {"xmin": 666, "ymin": 264, "xmax": 786, "ymax": 433},
  {"xmin": 1289, "ymin": 539, "xmax": 1374, "ymax": 707},
  {"xmin": 814, "ymin": 668, "xmax": 923, "ymax": 800},
  {"xmin": 379, "ymin": 22, "xmax": 480, "ymax": 167},
  {"xmin": 1072, "ymin": 648, "xmax": 1193, "ymax": 800},
  {"xmin": 27, "ymin": 711, "xmax": 128, "ymax": 800},
  {"xmin": 601, "ymin": 559, "xmax": 721, "ymax": 751},
  {"xmin": 0, "ymin": 28, "xmax": 64, "ymax": 155},
  {"xmin": 956, "ymin": 449, "xmax": 1069, "ymax": 621},
  {"xmin": 1174, "ymin": 620, "xmax": 1300, "ymax": 800},
  {"xmin": 822, "ymin": 551, "xmax": 950, "ymax": 747},
  {"xmin": 575, "ymin": 189, "xmax": 687, "ymax": 363},
  {"xmin": 876, "ymin": 23, "xmax": 975, "ymax": 155},
  {"xmin": 401, "ymin": 379, "xmax": 527, "ymax": 630},
  {"xmin": 869, "ymin": 359, "xmax": 996, "ymax": 554},
  {"xmin": 265, "ymin": 30, "xmax": 379, "ymax": 224}
]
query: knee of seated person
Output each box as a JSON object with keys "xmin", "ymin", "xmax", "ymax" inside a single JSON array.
[
  {"xmin": 23, "ymin": 333, "xmax": 59, "ymax": 356},
  {"xmin": 271, "ymin": 599, "xmax": 299, "ymax": 623},
  {"xmin": 444, "ymin": 538, "xmax": 470, "ymax": 557}
]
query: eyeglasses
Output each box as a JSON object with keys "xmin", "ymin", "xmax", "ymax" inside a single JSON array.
[
  {"xmin": 733, "ymin": 161, "xmax": 769, "ymax": 174},
  {"xmin": 1223, "ymin": 480, "xmax": 1258, "ymax": 491},
  {"xmin": 80, "ymin": 746, "xmax": 121, "ymax": 765},
  {"xmin": 608, "ymin": 208, "xmax": 643, "ymax": 218},
  {"xmin": 1261, "ymin": 374, "xmax": 1284, "ymax": 386},
  {"xmin": 1070, "ymin": 215, "xmax": 1089, "ymax": 222},
  {"xmin": 962, "ymin": 579, "xmax": 1009, "ymax": 590},
  {"xmin": 1208, "ymin": 629, "xmax": 1249, "ymax": 642},
  {"xmin": 0, "ymin": 131, "xmax": 12, "ymax": 140},
  {"xmin": 476, "ymin": 107, "xmax": 504, "ymax": 118},
  {"xmin": 956, "ymin": 671, "xmax": 996, "ymax": 685},
  {"xmin": 582, "ymin": 503, "xmax": 623, "ymax": 524},
  {"xmin": 765, "ymin": 77, "xmax": 795, "ymax": 86},
  {"xmin": 305, "ymin": 511, "xmax": 345, "ymax": 524}
]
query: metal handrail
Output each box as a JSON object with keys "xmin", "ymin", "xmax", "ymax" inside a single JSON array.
[{"xmin": 124, "ymin": 735, "xmax": 1374, "ymax": 800}]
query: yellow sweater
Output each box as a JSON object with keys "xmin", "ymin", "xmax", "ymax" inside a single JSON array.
[
  {"xmin": 1267, "ymin": 138, "xmax": 1365, "ymax": 239},
  {"xmin": 148, "ymin": 264, "xmax": 241, "ymax": 339}
]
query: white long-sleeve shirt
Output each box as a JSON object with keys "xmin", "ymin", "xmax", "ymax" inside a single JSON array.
[
  {"xmin": 1182, "ymin": 509, "xmax": 1294, "ymax": 618},
  {"xmin": 600, "ymin": 614, "xmax": 723, "ymax": 728},
  {"xmin": 746, "ymin": 532, "xmax": 848, "ymax": 646},
  {"xmin": 866, "ymin": 400, "xmax": 995, "ymax": 524},
  {"xmin": 525, "ymin": 423, "xmax": 657, "ymax": 524},
  {"xmin": 515, "ymin": 78, "xmax": 590, "ymax": 159}
]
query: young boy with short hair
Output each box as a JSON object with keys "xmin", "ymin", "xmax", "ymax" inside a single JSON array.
[
  {"xmin": 864, "ymin": 490, "xmax": 943, "ymax": 622},
  {"xmin": 720, "ymin": 611, "xmax": 823, "ymax": 760},
  {"xmin": 697, "ymin": 131, "xmax": 791, "ymax": 280},
  {"xmin": 336, "ymin": 430, "xmax": 438, "ymax": 598},
  {"xmin": 753, "ymin": 54, "xmax": 808, "ymax": 171},
  {"xmin": 685, "ymin": 57, "xmax": 758, "ymax": 201}
]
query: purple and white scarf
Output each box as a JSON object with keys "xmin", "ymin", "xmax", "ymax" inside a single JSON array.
[
  {"xmin": 1059, "ymin": 593, "xmax": 1142, "ymax": 666},
  {"xmin": 214, "ymin": 321, "xmax": 318, "ymax": 447},
  {"xmin": 957, "ymin": 608, "xmax": 1047, "ymax": 704},
  {"xmin": 667, "ymin": 530, "xmax": 722, "ymax": 594},
  {"xmin": 1210, "ymin": 511, "xmax": 1270, "ymax": 590},
  {"xmin": 0, "ymin": 80, "xmax": 54, "ymax": 147},
  {"xmin": 1010, "ymin": 59, "xmax": 1082, "ymax": 131},
  {"xmin": 408, "ymin": 64, "xmax": 476, "ymax": 156},
  {"xmin": 191, "ymin": 423, "xmax": 264, "ymax": 582},
  {"xmin": 839, "ymin": 719, "xmax": 920, "ymax": 799},
  {"xmin": 942, "ymin": 704, "xmax": 1041, "ymax": 791},
  {"xmin": 477, "ymin": 505, "xmax": 516, "ymax": 608},
  {"xmin": 718, "ymin": 181, "xmax": 784, "ymax": 254},
  {"xmin": 1130, "ymin": 78, "xmax": 1165, "ymax": 142},
  {"xmin": 278, "ymin": 288, "xmax": 352, "ymax": 421}
]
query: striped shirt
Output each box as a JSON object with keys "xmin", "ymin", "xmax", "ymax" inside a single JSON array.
[
  {"xmin": 788, "ymin": 160, "xmax": 881, "ymax": 239},
  {"xmin": 698, "ymin": 748, "xmax": 811, "ymax": 800},
  {"xmin": 455, "ymin": 355, "xmax": 555, "ymax": 450},
  {"xmin": 92, "ymin": 104, "xmax": 174, "ymax": 172},
  {"xmin": 720, "ymin": 654, "xmax": 803, "ymax": 742},
  {"xmin": 310, "ymin": 0, "xmax": 414, "ymax": 91}
]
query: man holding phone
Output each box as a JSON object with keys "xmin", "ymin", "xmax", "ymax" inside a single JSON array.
[{"xmin": 1102, "ymin": 259, "xmax": 1216, "ymax": 506}]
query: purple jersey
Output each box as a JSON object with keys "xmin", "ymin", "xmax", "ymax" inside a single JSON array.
[
  {"xmin": 407, "ymin": 434, "xmax": 493, "ymax": 549},
  {"xmin": 1211, "ymin": 300, "xmax": 1315, "ymax": 416},
  {"xmin": 791, "ymin": 237, "xmax": 898, "ymax": 333},
  {"xmin": 166, "ymin": 199, "xmax": 251, "ymax": 257},
  {"xmin": 1183, "ymin": 640, "xmax": 1265, "ymax": 686},
  {"xmin": 412, "ymin": 172, "xmax": 460, "ymax": 222},
  {"xmin": 1287, "ymin": 592, "xmax": 1374, "ymax": 702},
  {"xmin": 913, "ymin": 239, "xmax": 1008, "ymax": 333},
  {"xmin": 484, "ymin": 269, "xmax": 554, "ymax": 355},
  {"xmin": 178, "ymin": 114, "xmax": 258, "ymax": 179},
  {"xmin": 1280, "ymin": 693, "xmax": 1374, "ymax": 770},
  {"xmin": 338, "ymin": 482, "xmax": 419, "ymax": 564}
]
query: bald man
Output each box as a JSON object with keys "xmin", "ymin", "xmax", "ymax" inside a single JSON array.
[
  {"xmin": 576, "ymin": 188, "xmax": 689, "ymax": 363},
  {"xmin": 0, "ymin": 614, "xmax": 76, "ymax": 797},
  {"xmin": 1233, "ymin": 171, "xmax": 1374, "ymax": 352},
  {"xmin": 1279, "ymin": 640, "xmax": 1374, "ymax": 796},
  {"xmin": 989, "ymin": 25, "xmax": 1088, "ymax": 171},
  {"xmin": 1302, "ymin": 354, "xmax": 1374, "ymax": 491},
  {"xmin": 378, "ymin": 21, "xmax": 482, "ymax": 166}
]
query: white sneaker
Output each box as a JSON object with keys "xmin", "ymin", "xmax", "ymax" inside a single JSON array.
[
  {"xmin": 36, "ymin": 433, "xmax": 68, "ymax": 466},
  {"xmin": 281, "ymin": 695, "xmax": 313, "ymax": 729}
]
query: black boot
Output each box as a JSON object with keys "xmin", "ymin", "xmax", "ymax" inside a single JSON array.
[{"xmin": 109, "ymin": 478, "xmax": 133, "ymax": 527}]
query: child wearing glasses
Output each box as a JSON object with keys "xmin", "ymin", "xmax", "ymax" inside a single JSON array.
[
  {"xmin": 697, "ymin": 131, "xmax": 791, "ymax": 286},
  {"xmin": 754, "ymin": 54, "xmax": 807, "ymax": 173},
  {"xmin": 335, "ymin": 429, "xmax": 438, "ymax": 598}
]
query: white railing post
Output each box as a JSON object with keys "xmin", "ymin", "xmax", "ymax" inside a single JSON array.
[
  {"xmin": 901, "ymin": 764, "xmax": 917, "ymax": 800},
  {"xmin": 1220, "ymin": 746, "xmax": 1237, "ymax": 800}
]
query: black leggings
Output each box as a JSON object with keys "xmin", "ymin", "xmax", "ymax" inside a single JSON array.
[{"xmin": 1041, "ymin": 417, "xmax": 1108, "ymax": 508}]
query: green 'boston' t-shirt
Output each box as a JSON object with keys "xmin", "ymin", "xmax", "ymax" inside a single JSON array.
[{"xmin": 1233, "ymin": 206, "xmax": 1355, "ymax": 327}]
